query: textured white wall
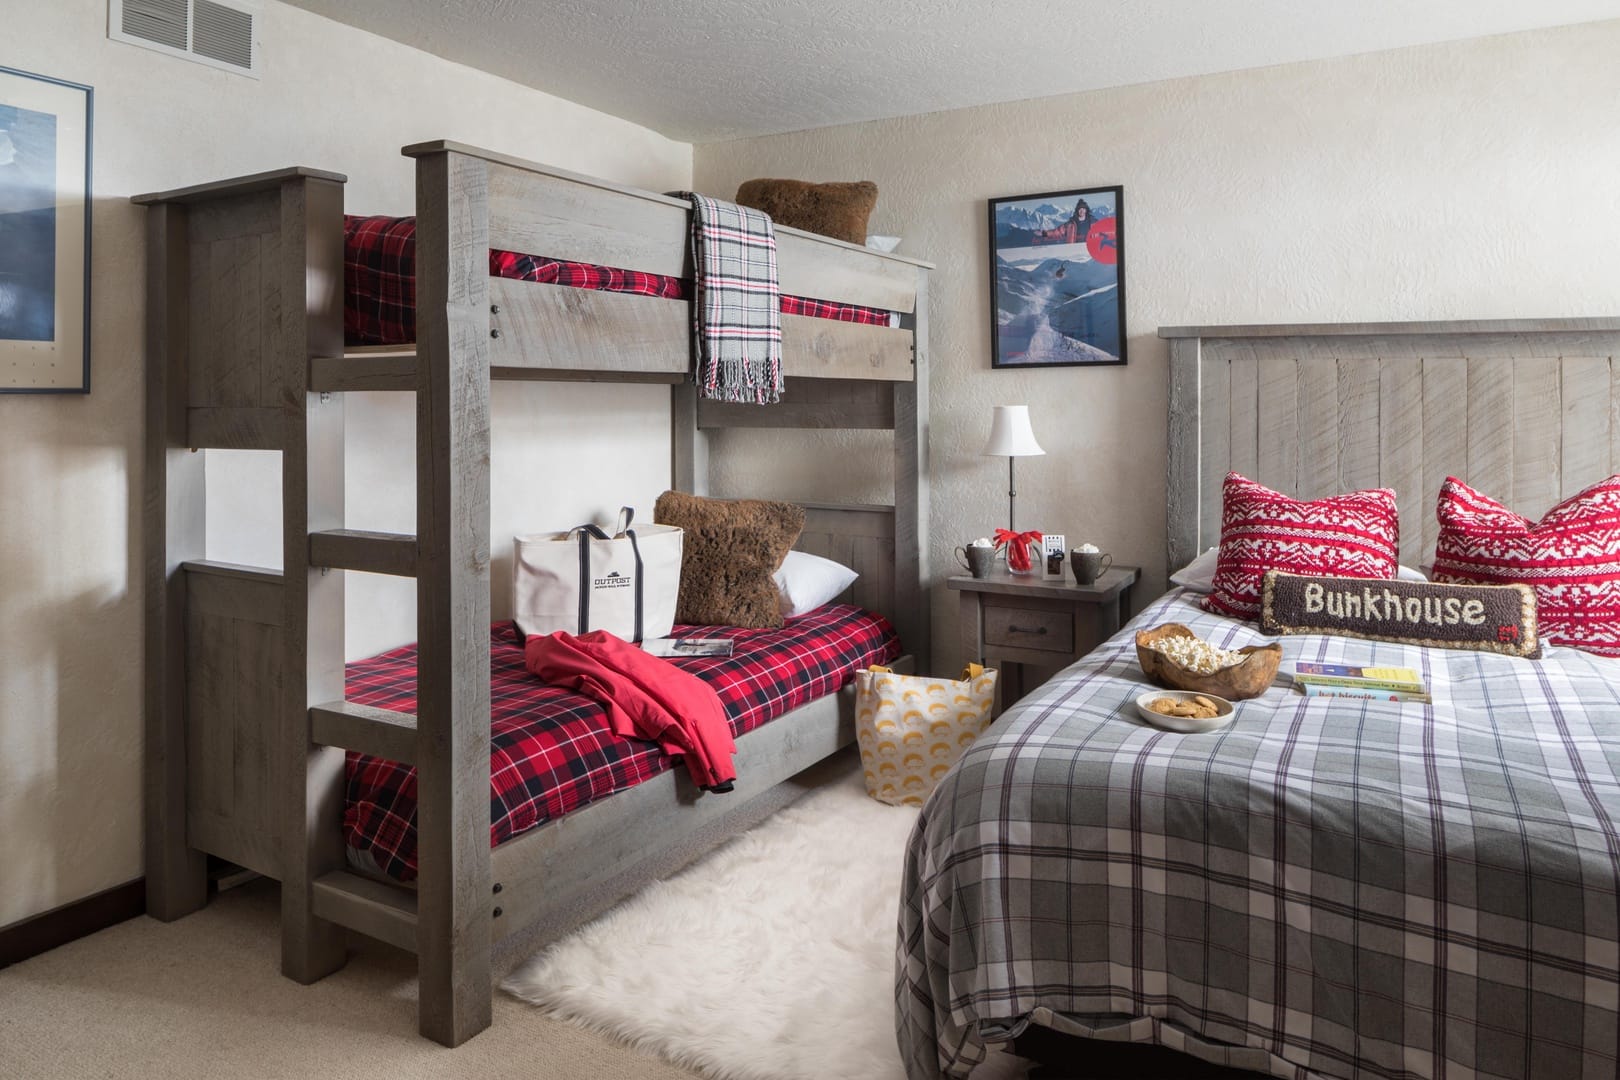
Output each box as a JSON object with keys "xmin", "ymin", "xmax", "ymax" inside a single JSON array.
[
  {"xmin": 693, "ymin": 20, "xmax": 1620, "ymax": 673},
  {"xmin": 0, "ymin": 0, "xmax": 690, "ymax": 928}
]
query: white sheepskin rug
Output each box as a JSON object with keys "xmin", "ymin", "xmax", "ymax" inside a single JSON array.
[{"xmin": 502, "ymin": 769, "xmax": 921, "ymax": 1080}]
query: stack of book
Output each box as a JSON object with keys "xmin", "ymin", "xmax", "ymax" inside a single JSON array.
[{"xmin": 1293, "ymin": 662, "xmax": 1430, "ymax": 703}]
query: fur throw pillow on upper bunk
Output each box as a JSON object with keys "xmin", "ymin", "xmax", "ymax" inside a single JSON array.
[
  {"xmin": 734, "ymin": 179, "xmax": 879, "ymax": 246},
  {"xmin": 654, "ymin": 491, "xmax": 806, "ymax": 629}
]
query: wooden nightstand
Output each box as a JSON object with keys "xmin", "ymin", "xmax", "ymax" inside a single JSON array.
[{"xmin": 950, "ymin": 566, "xmax": 1140, "ymax": 709}]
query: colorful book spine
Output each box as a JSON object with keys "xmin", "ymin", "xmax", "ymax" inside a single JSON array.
[
  {"xmin": 1294, "ymin": 662, "xmax": 1423, "ymax": 683},
  {"xmin": 1295, "ymin": 674, "xmax": 1427, "ymax": 694},
  {"xmin": 1300, "ymin": 682, "xmax": 1431, "ymax": 704}
]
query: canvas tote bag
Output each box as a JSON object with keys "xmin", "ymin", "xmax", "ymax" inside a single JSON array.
[
  {"xmin": 513, "ymin": 507, "xmax": 682, "ymax": 642},
  {"xmin": 854, "ymin": 664, "xmax": 999, "ymax": 807}
]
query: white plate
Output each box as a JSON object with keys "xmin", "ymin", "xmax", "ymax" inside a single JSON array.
[{"xmin": 1134, "ymin": 690, "xmax": 1235, "ymax": 733}]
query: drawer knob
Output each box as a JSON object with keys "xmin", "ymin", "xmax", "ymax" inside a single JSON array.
[{"xmin": 1007, "ymin": 625, "xmax": 1048, "ymax": 635}]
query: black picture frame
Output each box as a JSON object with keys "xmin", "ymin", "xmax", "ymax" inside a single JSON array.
[
  {"xmin": 988, "ymin": 185, "xmax": 1125, "ymax": 369},
  {"xmin": 0, "ymin": 65, "xmax": 93, "ymax": 394}
]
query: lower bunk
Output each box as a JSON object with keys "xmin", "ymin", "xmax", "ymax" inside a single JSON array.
[
  {"xmin": 341, "ymin": 604, "xmax": 899, "ymax": 882},
  {"xmin": 168, "ymin": 554, "xmax": 909, "ymax": 1032}
]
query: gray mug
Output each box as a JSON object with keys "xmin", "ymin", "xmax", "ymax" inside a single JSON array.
[
  {"xmin": 955, "ymin": 544, "xmax": 994, "ymax": 579},
  {"xmin": 1071, "ymin": 550, "xmax": 1112, "ymax": 585}
]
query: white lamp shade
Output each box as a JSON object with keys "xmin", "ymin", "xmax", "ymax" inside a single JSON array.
[{"xmin": 983, "ymin": 405, "xmax": 1045, "ymax": 457}]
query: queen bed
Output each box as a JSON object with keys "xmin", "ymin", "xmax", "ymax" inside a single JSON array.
[{"xmin": 897, "ymin": 318, "xmax": 1620, "ymax": 1080}]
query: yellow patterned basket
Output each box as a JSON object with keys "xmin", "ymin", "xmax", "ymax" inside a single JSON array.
[{"xmin": 854, "ymin": 663, "xmax": 999, "ymax": 807}]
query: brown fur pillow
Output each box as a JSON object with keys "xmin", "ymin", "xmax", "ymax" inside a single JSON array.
[
  {"xmin": 734, "ymin": 179, "xmax": 878, "ymax": 246},
  {"xmin": 654, "ymin": 491, "xmax": 806, "ymax": 629}
]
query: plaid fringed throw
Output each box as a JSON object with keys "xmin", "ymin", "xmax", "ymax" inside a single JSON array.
[{"xmin": 675, "ymin": 192, "xmax": 783, "ymax": 404}]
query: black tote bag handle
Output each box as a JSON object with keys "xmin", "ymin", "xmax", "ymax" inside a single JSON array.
[{"xmin": 573, "ymin": 514, "xmax": 646, "ymax": 641}]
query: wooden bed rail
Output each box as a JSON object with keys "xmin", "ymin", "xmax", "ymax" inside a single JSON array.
[
  {"xmin": 400, "ymin": 139, "xmax": 927, "ymax": 383},
  {"xmin": 402, "ymin": 139, "xmax": 933, "ymax": 313}
]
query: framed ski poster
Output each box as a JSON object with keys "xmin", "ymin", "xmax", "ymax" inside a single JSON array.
[{"xmin": 988, "ymin": 185, "xmax": 1125, "ymax": 369}]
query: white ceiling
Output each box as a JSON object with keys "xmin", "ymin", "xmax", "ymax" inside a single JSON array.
[{"xmin": 282, "ymin": 0, "xmax": 1620, "ymax": 142}]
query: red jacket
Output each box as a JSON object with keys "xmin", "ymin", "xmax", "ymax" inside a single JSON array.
[{"xmin": 523, "ymin": 630, "xmax": 737, "ymax": 791}]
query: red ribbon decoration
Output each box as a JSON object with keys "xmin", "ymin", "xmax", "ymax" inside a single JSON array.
[{"xmin": 993, "ymin": 528, "xmax": 1044, "ymax": 572}]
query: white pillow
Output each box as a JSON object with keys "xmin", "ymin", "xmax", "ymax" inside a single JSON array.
[
  {"xmin": 1169, "ymin": 548, "xmax": 1220, "ymax": 593},
  {"xmin": 1170, "ymin": 546, "xmax": 1427, "ymax": 595},
  {"xmin": 773, "ymin": 550, "xmax": 859, "ymax": 617}
]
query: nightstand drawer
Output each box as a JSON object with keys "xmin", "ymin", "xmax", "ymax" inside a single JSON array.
[{"xmin": 983, "ymin": 605, "xmax": 1074, "ymax": 654}]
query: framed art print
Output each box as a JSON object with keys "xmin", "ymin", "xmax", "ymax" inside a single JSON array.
[
  {"xmin": 0, "ymin": 66, "xmax": 92, "ymax": 393},
  {"xmin": 989, "ymin": 185, "xmax": 1125, "ymax": 368}
]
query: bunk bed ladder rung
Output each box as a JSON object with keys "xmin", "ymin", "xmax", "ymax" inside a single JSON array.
[
  {"xmin": 310, "ymin": 700, "xmax": 419, "ymax": 765},
  {"xmin": 309, "ymin": 350, "xmax": 419, "ymax": 393},
  {"xmin": 310, "ymin": 871, "xmax": 418, "ymax": 954},
  {"xmin": 309, "ymin": 529, "xmax": 419, "ymax": 577}
]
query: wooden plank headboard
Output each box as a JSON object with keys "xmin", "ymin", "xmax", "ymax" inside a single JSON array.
[{"xmin": 1161, "ymin": 318, "xmax": 1620, "ymax": 576}]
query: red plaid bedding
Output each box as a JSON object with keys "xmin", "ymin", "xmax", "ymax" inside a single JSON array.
[
  {"xmin": 344, "ymin": 603, "xmax": 899, "ymax": 880},
  {"xmin": 344, "ymin": 215, "xmax": 897, "ymax": 347}
]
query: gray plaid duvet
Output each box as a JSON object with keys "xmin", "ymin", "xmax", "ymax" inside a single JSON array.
[{"xmin": 897, "ymin": 588, "xmax": 1620, "ymax": 1079}]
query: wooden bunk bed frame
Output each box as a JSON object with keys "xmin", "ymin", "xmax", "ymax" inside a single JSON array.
[{"xmin": 135, "ymin": 141, "xmax": 931, "ymax": 1046}]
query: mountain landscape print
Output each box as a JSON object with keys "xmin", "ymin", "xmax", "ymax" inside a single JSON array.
[
  {"xmin": 989, "ymin": 186, "xmax": 1125, "ymax": 368},
  {"xmin": 0, "ymin": 100, "xmax": 57, "ymax": 343}
]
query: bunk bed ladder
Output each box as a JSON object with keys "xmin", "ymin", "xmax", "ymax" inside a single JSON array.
[{"xmin": 299, "ymin": 147, "xmax": 496, "ymax": 1047}]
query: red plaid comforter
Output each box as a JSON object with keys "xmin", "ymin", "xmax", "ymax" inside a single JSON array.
[
  {"xmin": 344, "ymin": 604, "xmax": 899, "ymax": 880},
  {"xmin": 345, "ymin": 215, "xmax": 896, "ymax": 347}
]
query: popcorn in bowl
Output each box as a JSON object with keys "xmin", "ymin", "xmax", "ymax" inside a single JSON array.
[
  {"xmin": 1141, "ymin": 634, "xmax": 1247, "ymax": 675},
  {"xmin": 1134, "ymin": 622, "xmax": 1283, "ymax": 701}
]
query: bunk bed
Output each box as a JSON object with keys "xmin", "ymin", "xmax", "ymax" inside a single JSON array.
[{"xmin": 134, "ymin": 140, "xmax": 931, "ymax": 1047}]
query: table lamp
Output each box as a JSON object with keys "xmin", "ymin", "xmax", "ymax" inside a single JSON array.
[{"xmin": 983, "ymin": 405, "xmax": 1045, "ymax": 532}]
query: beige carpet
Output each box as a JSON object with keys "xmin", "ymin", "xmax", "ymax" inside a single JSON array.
[
  {"xmin": 1, "ymin": 762, "xmax": 1029, "ymax": 1080},
  {"xmin": 0, "ymin": 880, "xmax": 702, "ymax": 1080}
]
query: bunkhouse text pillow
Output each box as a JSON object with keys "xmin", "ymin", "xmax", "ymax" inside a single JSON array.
[
  {"xmin": 1433, "ymin": 474, "xmax": 1620, "ymax": 656},
  {"xmin": 1261, "ymin": 571, "xmax": 1541, "ymax": 658},
  {"xmin": 1203, "ymin": 473, "xmax": 1400, "ymax": 619}
]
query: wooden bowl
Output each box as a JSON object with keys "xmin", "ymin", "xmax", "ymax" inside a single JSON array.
[{"xmin": 1134, "ymin": 623, "xmax": 1282, "ymax": 701}]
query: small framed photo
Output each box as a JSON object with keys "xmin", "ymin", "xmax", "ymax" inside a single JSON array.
[
  {"xmin": 1042, "ymin": 533, "xmax": 1067, "ymax": 575},
  {"xmin": 1, "ymin": 66, "xmax": 93, "ymax": 394},
  {"xmin": 988, "ymin": 185, "xmax": 1125, "ymax": 369}
]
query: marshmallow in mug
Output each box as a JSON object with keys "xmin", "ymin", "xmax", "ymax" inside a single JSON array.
[
  {"xmin": 1075, "ymin": 542, "xmax": 1099, "ymax": 554},
  {"xmin": 971, "ymin": 537, "xmax": 993, "ymax": 548}
]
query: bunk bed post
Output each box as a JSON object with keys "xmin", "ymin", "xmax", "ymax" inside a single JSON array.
[
  {"xmin": 278, "ymin": 175, "xmax": 351, "ymax": 984},
  {"xmin": 142, "ymin": 200, "xmax": 210, "ymax": 921},
  {"xmin": 411, "ymin": 147, "xmax": 496, "ymax": 1047},
  {"xmin": 894, "ymin": 266, "xmax": 932, "ymax": 674},
  {"xmin": 671, "ymin": 381, "xmax": 710, "ymax": 494}
]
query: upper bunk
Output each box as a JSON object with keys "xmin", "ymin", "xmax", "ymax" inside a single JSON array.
[{"xmin": 132, "ymin": 141, "xmax": 932, "ymax": 452}]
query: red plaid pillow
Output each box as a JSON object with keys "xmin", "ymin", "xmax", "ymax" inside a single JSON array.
[
  {"xmin": 1432, "ymin": 475, "xmax": 1620, "ymax": 656},
  {"xmin": 1203, "ymin": 473, "xmax": 1400, "ymax": 618}
]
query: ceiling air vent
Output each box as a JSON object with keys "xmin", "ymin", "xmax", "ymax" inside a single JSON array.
[{"xmin": 109, "ymin": 0, "xmax": 261, "ymax": 78}]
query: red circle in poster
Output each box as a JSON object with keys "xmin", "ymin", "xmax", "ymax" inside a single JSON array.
[{"xmin": 1086, "ymin": 216, "xmax": 1118, "ymax": 264}]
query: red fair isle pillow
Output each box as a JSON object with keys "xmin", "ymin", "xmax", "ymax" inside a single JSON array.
[
  {"xmin": 1203, "ymin": 473, "xmax": 1400, "ymax": 618},
  {"xmin": 1432, "ymin": 475, "xmax": 1620, "ymax": 656}
]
